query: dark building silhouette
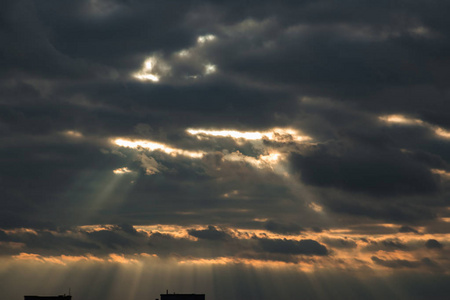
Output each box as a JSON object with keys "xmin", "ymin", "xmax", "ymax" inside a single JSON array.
[
  {"xmin": 160, "ymin": 291, "xmax": 205, "ymax": 300},
  {"xmin": 24, "ymin": 296, "xmax": 72, "ymax": 300}
]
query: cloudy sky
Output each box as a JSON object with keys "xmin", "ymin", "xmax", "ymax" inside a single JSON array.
[{"xmin": 1, "ymin": 1, "xmax": 450, "ymax": 299}]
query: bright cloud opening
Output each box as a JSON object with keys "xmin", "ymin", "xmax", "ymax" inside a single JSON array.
[
  {"xmin": 133, "ymin": 56, "xmax": 169, "ymax": 82},
  {"xmin": 113, "ymin": 138, "xmax": 205, "ymax": 158},
  {"xmin": 204, "ymin": 64, "xmax": 217, "ymax": 75},
  {"xmin": 379, "ymin": 114, "xmax": 450, "ymax": 139},
  {"xmin": 223, "ymin": 150, "xmax": 285, "ymax": 170},
  {"xmin": 197, "ymin": 34, "xmax": 216, "ymax": 44},
  {"xmin": 378, "ymin": 114, "xmax": 423, "ymax": 125},
  {"xmin": 113, "ymin": 167, "xmax": 133, "ymax": 174},
  {"xmin": 435, "ymin": 127, "xmax": 450, "ymax": 138},
  {"xmin": 63, "ymin": 130, "xmax": 83, "ymax": 138},
  {"xmin": 186, "ymin": 127, "xmax": 311, "ymax": 143}
]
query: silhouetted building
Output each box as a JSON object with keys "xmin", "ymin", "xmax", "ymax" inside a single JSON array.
[
  {"xmin": 160, "ymin": 291, "xmax": 205, "ymax": 300},
  {"xmin": 25, "ymin": 296, "xmax": 71, "ymax": 300}
]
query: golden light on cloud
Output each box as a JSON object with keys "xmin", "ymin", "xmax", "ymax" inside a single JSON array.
[
  {"xmin": 222, "ymin": 190, "xmax": 240, "ymax": 198},
  {"xmin": 4, "ymin": 228, "xmax": 38, "ymax": 235},
  {"xmin": 133, "ymin": 56, "xmax": 169, "ymax": 82},
  {"xmin": 204, "ymin": 64, "xmax": 217, "ymax": 74},
  {"xmin": 223, "ymin": 150, "xmax": 285, "ymax": 170},
  {"xmin": 434, "ymin": 127, "xmax": 450, "ymax": 138},
  {"xmin": 133, "ymin": 58, "xmax": 159, "ymax": 82},
  {"xmin": 186, "ymin": 127, "xmax": 311, "ymax": 143},
  {"xmin": 133, "ymin": 35, "xmax": 218, "ymax": 83},
  {"xmin": 108, "ymin": 254, "xmax": 138, "ymax": 264},
  {"xmin": 379, "ymin": 114, "xmax": 450, "ymax": 139},
  {"xmin": 113, "ymin": 138, "xmax": 205, "ymax": 158},
  {"xmin": 378, "ymin": 114, "xmax": 423, "ymax": 125},
  {"xmin": 134, "ymin": 73, "xmax": 159, "ymax": 82},
  {"xmin": 12, "ymin": 253, "xmax": 121, "ymax": 265},
  {"xmin": 112, "ymin": 126, "xmax": 310, "ymax": 176},
  {"xmin": 177, "ymin": 49, "xmax": 190, "ymax": 57},
  {"xmin": 197, "ymin": 34, "xmax": 216, "ymax": 44},
  {"xmin": 64, "ymin": 130, "xmax": 83, "ymax": 138},
  {"xmin": 431, "ymin": 168, "xmax": 450, "ymax": 180},
  {"xmin": 177, "ymin": 257, "xmax": 303, "ymax": 269},
  {"xmin": 113, "ymin": 167, "xmax": 133, "ymax": 174},
  {"xmin": 113, "ymin": 137, "xmax": 286, "ymax": 172},
  {"xmin": 308, "ymin": 202, "xmax": 324, "ymax": 213},
  {"xmin": 134, "ymin": 224, "xmax": 193, "ymax": 239},
  {"xmin": 5, "ymin": 224, "xmax": 450, "ymax": 276},
  {"xmin": 13, "ymin": 253, "xmax": 72, "ymax": 265}
]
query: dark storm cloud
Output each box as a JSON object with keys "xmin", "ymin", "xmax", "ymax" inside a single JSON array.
[
  {"xmin": 0, "ymin": 0, "xmax": 195, "ymax": 79},
  {"xmin": 290, "ymin": 146, "xmax": 439, "ymax": 197},
  {"xmin": 371, "ymin": 256, "xmax": 421, "ymax": 269},
  {"xmin": 51, "ymin": 81, "xmax": 296, "ymax": 129},
  {"xmin": 362, "ymin": 238, "xmax": 410, "ymax": 253},
  {"xmin": 188, "ymin": 225, "xmax": 230, "ymax": 240},
  {"xmin": 323, "ymin": 195, "xmax": 437, "ymax": 222},
  {"xmin": 115, "ymin": 223, "xmax": 140, "ymax": 236},
  {"xmin": 193, "ymin": 1, "xmax": 450, "ymax": 119},
  {"xmin": 1, "ymin": 0, "xmax": 450, "ymax": 268},
  {"xmin": 2, "ymin": 2, "xmax": 450, "ymax": 299},
  {"xmin": 85, "ymin": 229, "xmax": 134, "ymax": 249},
  {"xmin": 257, "ymin": 238, "xmax": 328, "ymax": 256},
  {"xmin": 425, "ymin": 239, "xmax": 443, "ymax": 249},
  {"xmin": 420, "ymin": 257, "xmax": 446, "ymax": 270},
  {"xmin": 263, "ymin": 220, "xmax": 303, "ymax": 235},
  {"xmin": 399, "ymin": 226, "xmax": 419, "ymax": 233},
  {"xmin": 321, "ymin": 238, "xmax": 357, "ymax": 249},
  {"xmin": 371, "ymin": 256, "xmax": 444, "ymax": 272},
  {"xmin": 381, "ymin": 239, "xmax": 408, "ymax": 250},
  {"xmin": 0, "ymin": 135, "xmax": 130, "ymax": 228},
  {"xmin": 0, "ymin": 225, "xmax": 334, "ymax": 263},
  {"xmin": 0, "ymin": 228, "xmax": 99, "ymax": 256}
]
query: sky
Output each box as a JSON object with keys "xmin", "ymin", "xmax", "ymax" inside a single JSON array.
[{"xmin": 1, "ymin": 1, "xmax": 450, "ymax": 299}]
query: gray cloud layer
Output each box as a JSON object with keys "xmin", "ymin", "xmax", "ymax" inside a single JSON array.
[{"xmin": 1, "ymin": 0, "xmax": 450, "ymax": 298}]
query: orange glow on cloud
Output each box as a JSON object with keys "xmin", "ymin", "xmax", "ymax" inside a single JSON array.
[
  {"xmin": 12, "ymin": 253, "xmax": 107, "ymax": 265},
  {"xmin": 177, "ymin": 257, "xmax": 305, "ymax": 269},
  {"xmin": 4, "ymin": 228, "xmax": 38, "ymax": 235},
  {"xmin": 108, "ymin": 254, "xmax": 138, "ymax": 264},
  {"xmin": 13, "ymin": 253, "xmax": 42, "ymax": 261},
  {"xmin": 8, "ymin": 224, "xmax": 448, "ymax": 273}
]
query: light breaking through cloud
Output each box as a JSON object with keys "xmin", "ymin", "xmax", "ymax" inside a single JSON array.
[{"xmin": 2, "ymin": 0, "xmax": 450, "ymax": 299}]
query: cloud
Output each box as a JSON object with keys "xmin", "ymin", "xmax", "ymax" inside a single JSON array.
[
  {"xmin": 425, "ymin": 239, "xmax": 443, "ymax": 249},
  {"xmin": 363, "ymin": 238, "xmax": 410, "ymax": 252},
  {"xmin": 257, "ymin": 238, "xmax": 328, "ymax": 256},
  {"xmin": 321, "ymin": 238, "xmax": 358, "ymax": 249},
  {"xmin": 2, "ymin": 1, "xmax": 450, "ymax": 297},
  {"xmin": 188, "ymin": 226, "xmax": 230, "ymax": 240},
  {"xmin": 85, "ymin": 229, "xmax": 134, "ymax": 250},
  {"xmin": 290, "ymin": 146, "xmax": 439, "ymax": 197},
  {"xmin": 263, "ymin": 220, "xmax": 303, "ymax": 235},
  {"xmin": 399, "ymin": 226, "xmax": 419, "ymax": 233},
  {"xmin": 137, "ymin": 153, "xmax": 163, "ymax": 175},
  {"xmin": 371, "ymin": 256, "xmax": 421, "ymax": 269}
]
